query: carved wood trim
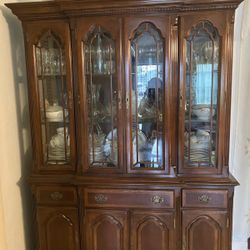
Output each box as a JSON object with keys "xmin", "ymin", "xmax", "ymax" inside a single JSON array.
[
  {"xmin": 184, "ymin": 20, "xmax": 222, "ymax": 41},
  {"xmin": 34, "ymin": 30, "xmax": 65, "ymax": 48},
  {"xmin": 137, "ymin": 215, "xmax": 169, "ymax": 231},
  {"xmin": 93, "ymin": 214, "xmax": 123, "ymax": 228},
  {"xmin": 6, "ymin": 1, "xmax": 241, "ymax": 21},
  {"xmin": 63, "ymin": 4, "xmax": 239, "ymax": 17}
]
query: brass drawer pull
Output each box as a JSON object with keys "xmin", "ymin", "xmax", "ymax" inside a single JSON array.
[
  {"xmin": 94, "ymin": 194, "xmax": 108, "ymax": 204},
  {"xmin": 198, "ymin": 194, "xmax": 212, "ymax": 203},
  {"xmin": 50, "ymin": 192, "xmax": 63, "ymax": 201},
  {"xmin": 152, "ymin": 195, "xmax": 164, "ymax": 204}
]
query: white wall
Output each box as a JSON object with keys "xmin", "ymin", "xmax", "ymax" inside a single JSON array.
[
  {"xmin": 0, "ymin": 0, "xmax": 33, "ymax": 249},
  {"xmin": 0, "ymin": 0, "xmax": 249, "ymax": 250},
  {"xmin": 231, "ymin": 1, "xmax": 250, "ymax": 249}
]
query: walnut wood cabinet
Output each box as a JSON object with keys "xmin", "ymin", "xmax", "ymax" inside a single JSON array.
[
  {"xmin": 182, "ymin": 210, "xmax": 229, "ymax": 250},
  {"xmin": 131, "ymin": 211, "xmax": 175, "ymax": 250},
  {"xmin": 6, "ymin": 0, "xmax": 243, "ymax": 249},
  {"xmin": 36, "ymin": 207, "xmax": 80, "ymax": 250},
  {"xmin": 84, "ymin": 210, "xmax": 128, "ymax": 250}
]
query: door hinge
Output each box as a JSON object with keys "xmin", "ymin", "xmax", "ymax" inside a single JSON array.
[
  {"xmin": 174, "ymin": 16, "xmax": 179, "ymax": 27},
  {"xmin": 77, "ymin": 95, "xmax": 81, "ymax": 105},
  {"xmin": 68, "ymin": 91, "xmax": 73, "ymax": 109},
  {"xmin": 172, "ymin": 16, "xmax": 179, "ymax": 31},
  {"xmin": 118, "ymin": 91, "xmax": 122, "ymax": 110},
  {"xmin": 126, "ymin": 93, "xmax": 129, "ymax": 110},
  {"xmin": 179, "ymin": 95, "xmax": 183, "ymax": 109},
  {"xmin": 227, "ymin": 217, "xmax": 230, "ymax": 228}
]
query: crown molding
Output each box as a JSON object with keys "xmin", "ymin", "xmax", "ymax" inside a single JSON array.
[{"xmin": 5, "ymin": 0, "xmax": 243, "ymax": 21}]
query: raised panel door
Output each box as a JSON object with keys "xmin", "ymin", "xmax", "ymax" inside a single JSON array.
[
  {"xmin": 84, "ymin": 209, "xmax": 128, "ymax": 250},
  {"xmin": 182, "ymin": 210, "xmax": 229, "ymax": 250},
  {"xmin": 36, "ymin": 207, "xmax": 80, "ymax": 250},
  {"xmin": 131, "ymin": 211, "xmax": 175, "ymax": 250}
]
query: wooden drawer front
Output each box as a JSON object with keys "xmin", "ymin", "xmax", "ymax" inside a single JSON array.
[
  {"xmin": 84, "ymin": 189, "xmax": 174, "ymax": 209},
  {"xmin": 182, "ymin": 189, "xmax": 228, "ymax": 208},
  {"xmin": 36, "ymin": 187, "xmax": 77, "ymax": 205}
]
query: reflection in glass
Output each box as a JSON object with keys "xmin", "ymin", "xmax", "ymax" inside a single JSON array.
[
  {"xmin": 185, "ymin": 21, "xmax": 220, "ymax": 167},
  {"xmin": 35, "ymin": 31, "xmax": 70, "ymax": 164},
  {"xmin": 131, "ymin": 22, "xmax": 164, "ymax": 169},
  {"xmin": 84, "ymin": 26, "xmax": 117, "ymax": 167}
]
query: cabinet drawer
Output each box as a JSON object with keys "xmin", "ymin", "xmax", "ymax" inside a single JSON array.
[
  {"xmin": 84, "ymin": 189, "xmax": 174, "ymax": 209},
  {"xmin": 36, "ymin": 186, "xmax": 78, "ymax": 205},
  {"xmin": 182, "ymin": 189, "xmax": 228, "ymax": 208}
]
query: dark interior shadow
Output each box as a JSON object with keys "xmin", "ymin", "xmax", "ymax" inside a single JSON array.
[{"xmin": 1, "ymin": 4, "xmax": 35, "ymax": 250}]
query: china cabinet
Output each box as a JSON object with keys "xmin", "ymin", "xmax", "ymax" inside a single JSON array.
[{"xmin": 6, "ymin": 0, "xmax": 243, "ymax": 249}]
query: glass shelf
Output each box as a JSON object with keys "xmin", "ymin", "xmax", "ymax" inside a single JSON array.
[
  {"xmin": 41, "ymin": 119, "xmax": 69, "ymax": 124},
  {"xmin": 37, "ymin": 74, "xmax": 66, "ymax": 79},
  {"xmin": 46, "ymin": 160, "xmax": 69, "ymax": 165},
  {"xmin": 185, "ymin": 119, "xmax": 217, "ymax": 131},
  {"xmin": 133, "ymin": 116, "xmax": 163, "ymax": 123},
  {"xmin": 85, "ymin": 73, "xmax": 115, "ymax": 77}
]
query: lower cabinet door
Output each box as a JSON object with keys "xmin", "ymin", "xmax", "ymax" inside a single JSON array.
[
  {"xmin": 36, "ymin": 207, "xmax": 80, "ymax": 250},
  {"xmin": 84, "ymin": 209, "xmax": 128, "ymax": 250},
  {"xmin": 182, "ymin": 210, "xmax": 229, "ymax": 250},
  {"xmin": 131, "ymin": 211, "xmax": 176, "ymax": 250}
]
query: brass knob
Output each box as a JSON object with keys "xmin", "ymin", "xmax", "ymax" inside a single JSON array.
[
  {"xmin": 198, "ymin": 194, "xmax": 212, "ymax": 203},
  {"xmin": 152, "ymin": 195, "xmax": 164, "ymax": 204},
  {"xmin": 94, "ymin": 194, "xmax": 108, "ymax": 204},
  {"xmin": 50, "ymin": 192, "xmax": 63, "ymax": 201}
]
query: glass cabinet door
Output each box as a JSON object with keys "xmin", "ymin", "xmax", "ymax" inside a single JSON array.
[
  {"xmin": 125, "ymin": 18, "xmax": 170, "ymax": 174},
  {"xmin": 35, "ymin": 31, "xmax": 71, "ymax": 166},
  {"xmin": 184, "ymin": 21, "xmax": 220, "ymax": 168},
  {"xmin": 84, "ymin": 27, "xmax": 117, "ymax": 167},
  {"xmin": 78, "ymin": 18, "xmax": 123, "ymax": 172},
  {"xmin": 178, "ymin": 16, "xmax": 226, "ymax": 174}
]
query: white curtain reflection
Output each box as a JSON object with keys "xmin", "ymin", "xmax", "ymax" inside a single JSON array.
[{"xmin": 194, "ymin": 64, "xmax": 218, "ymax": 104}]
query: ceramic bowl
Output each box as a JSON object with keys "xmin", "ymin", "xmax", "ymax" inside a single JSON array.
[
  {"xmin": 50, "ymin": 133, "xmax": 65, "ymax": 148},
  {"xmin": 192, "ymin": 105, "xmax": 215, "ymax": 121},
  {"xmin": 46, "ymin": 105, "xmax": 68, "ymax": 121}
]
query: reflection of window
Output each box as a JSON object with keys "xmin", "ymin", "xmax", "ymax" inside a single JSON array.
[{"xmin": 194, "ymin": 64, "xmax": 218, "ymax": 105}]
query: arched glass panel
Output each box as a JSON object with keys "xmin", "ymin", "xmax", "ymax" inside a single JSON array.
[
  {"xmin": 184, "ymin": 21, "xmax": 220, "ymax": 167},
  {"xmin": 35, "ymin": 31, "xmax": 70, "ymax": 165},
  {"xmin": 131, "ymin": 22, "xmax": 164, "ymax": 169},
  {"xmin": 84, "ymin": 26, "xmax": 117, "ymax": 167}
]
